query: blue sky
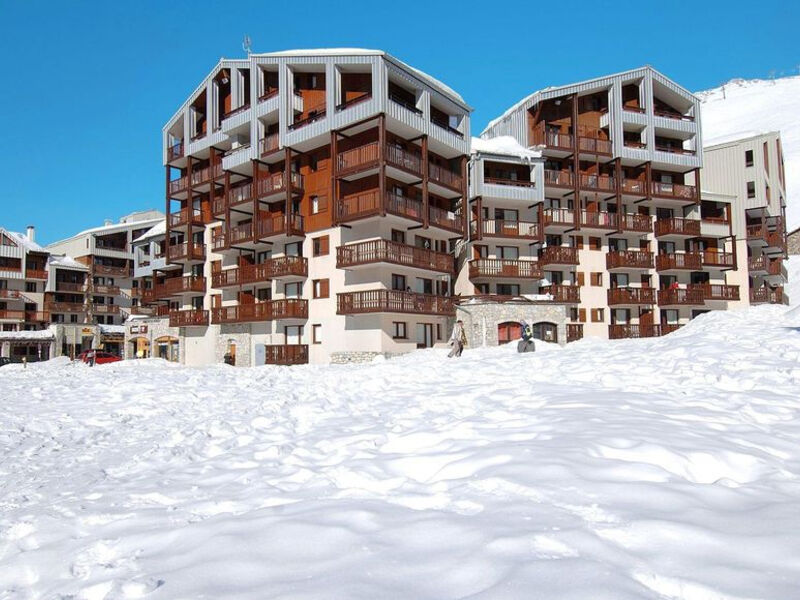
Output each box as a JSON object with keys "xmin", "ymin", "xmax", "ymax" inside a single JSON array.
[{"xmin": 1, "ymin": 0, "xmax": 797, "ymax": 244}]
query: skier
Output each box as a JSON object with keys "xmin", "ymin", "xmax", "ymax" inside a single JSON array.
[
  {"xmin": 448, "ymin": 319, "xmax": 467, "ymax": 358},
  {"xmin": 517, "ymin": 320, "xmax": 536, "ymax": 353}
]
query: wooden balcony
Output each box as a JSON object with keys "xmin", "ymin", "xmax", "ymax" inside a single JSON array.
[
  {"xmin": 473, "ymin": 220, "xmax": 540, "ymax": 241},
  {"xmin": 211, "ymin": 257, "xmax": 308, "ymax": 288},
  {"xmin": 260, "ymin": 133, "xmax": 279, "ymax": 156},
  {"xmin": 0, "ymin": 289, "xmax": 31, "ymax": 301},
  {"xmin": 657, "ymin": 287, "xmax": 705, "ymax": 306},
  {"xmin": 217, "ymin": 214, "xmax": 305, "ymax": 249},
  {"xmin": 56, "ymin": 281, "xmax": 85, "ymax": 293},
  {"xmin": 212, "ymin": 299, "xmax": 307, "ymax": 324},
  {"xmin": 161, "ymin": 275, "xmax": 206, "ymax": 296},
  {"xmin": 92, "ymin": 304, "xmax": 120, "ymax": 314},
  {"xmin": 607, "ymin": 287, "xmax": 656, "ymax": 306},
  {"xmin": 620, "ymin": 214, "xmax": 652, "ymax": 232},
  {"xmin": 0, "ymin": 309, "xmax": 25, "ymax": 320},
  {"xmin": 609, "ymin": 323, "xmax": 681, "ymax": 339},
  {"xmin": 257, "ymin": 172, "xmax": 304, "ymax": 198},
  {"xmin": 541, "ymin": 207, "xmax": 575, "ymax": 227},
  {"xmin": 654, "ymin": 217, "xmax": 701, "ymax": 238},
  {"xmin": 620, "ymin": 178, "xmax": 647, "ymax": 196},
  {"xmin": 169, "ymin": 208, "xmax": 205, "ymax": 228},
  {"xmin": 702, "ymin": 251, "xmax": 735, "ymax": 269},
  {"xmin": 168, "ymin": 176, "xmax": 187, "ymax": 195},
  {"xmin": 289, "ymin": 102, "xmax": 326, "ymax": 130},
  {"xmin": 651, "ymin": 181, "xmax": 698, "ymax": 201},
  {"xmin": 580, "ymin": 210, "xmax": 617, "ymax": 229},
  {"xmin": 25, "ymin": 268, "xmax": 48, "ymax": 280},
  {"xmin": 746, "ymin": 224, "xmax": 767, "ymax": 242},
  {"xmin": 337, "ymin": 191, "xmax": 423, "ymax": 224},
  {"xmin": 337, "ymin": 290, "xmax": 455, "ymax": 317},
  {"xmin": 532, "ymin": 123, "xmax": 573, "ymax": 151},
  {"xmin": 540, "ymin": 284, "xmax": 580, "ymax": 303},
  {"xmin": 606, "ymin": 250, "xmax": 654, "ymax": 270},
  {"xmin": 428, "ymin": 162, "xmax": 462, "ymax": 191},
  {"xmin": 655, "ymin": 145, "xmax": 696, "ymax": 156},
  {"xmin": 336, "ymin": 239, "xmax": 454, "ymax": 274},
  {"xmin": 578, "ymin": 135, "xmax": 612, "ymax": 155},
  {"xmin": 428, "ymin": 204, "xmax": 464, "ymax": 234},
  {"xmin": 469, "ymin": 258, "xmax": 542, "ymax": 279},
  {"xmin": 93, "ymin": 264, "xmax": 130, "ymax": 277},
  {"xmin": 25, "ymin": 311, "xmax": 50, "ymax": 322},
  {"xmin": 689, "ymin": 284, "xmax": 740, "ymax": 301},
  {"xmin": 538, "ymin": 246, "xmax": 579, "ymax": 266},
  {"xmin": 45, "ymin": 301, "xmax": 85, "ymax": 313},
  {"xmin": 484, "ymin": 176, "xmax": 536, "ymax": 188},
  {"xmin": 337, "ymin": 142, "xmax": 423, "ymax": 176},
  {"xmin": 167, "ymin": 242, "xmax": 206, "ymax": 263},
  {"xmin": 579, "ymin": 174, "xmax": 615, "ymax": 193},
  {"xmin": 655, "ymin": 252, "xmax": 702, "ymax": 272},
  {"xmin": 566, "ymin": 324, "xmax": 583, "ymax": 343},
  {"xmin": 167, "ymin": 142, "xmax": 184, "ymax": 161},
  {"xmin": 93, "ymin": 284, "xmax": 120, "ymax": 295},
  {"xmin": 265, "ymin": 344, "xmax": 309, "ymax": 365},
  {"xmin": 750, "ymin": 287, "xmax": 785, "ymax": 305},
  {"xmin": 169, "ymin": 309, "xmax": 208, "ymax": 327},
  {"xmin": 654, "ymin": 109, "xmax": 694, "ymax": 122},
  {"xmin": 543, "ymin": 169, "xmax": 574, "ymax": 188},
  {"xmin": 129, "ymin": 306, "xmax": 156, "ymax": 316}
]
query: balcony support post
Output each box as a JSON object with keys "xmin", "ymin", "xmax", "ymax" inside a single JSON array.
[
  {"xmin": 224, "ymin": 170, "xmax": 231, "ymax": 246},
  {"xmin": 421, "ymin": 134, "xmax": 429, "ymax": 229},
  {"xmin": 285, "ymin": 147, "xmax": 293, "ymax": 222},
  {"xmin": 186, "ymin": 155, "xmax": 194, "ymax": 261},
  {"xmin": 537, "ymin": 202, "xmax": 544, "ymax": 243},
  {"xmin": 460, "ymin": 155, "xmax": 468, "ymax": 239},
  {"xmin": 164, "ymin": 165, "xmax": 172, "ymax": 258},
  {"xmin": 571, "ymin": 93, "xmax": 580, "ymax": 231},
  {"xmin": 378, "ymin": 114, "xmax": 386, "ymax": 217},
  {"xmin": 614, "ymin": 157, "xmax": 623, "ymax": 233},
  {"xmin": 475, "ymin": 196, "xmax": 483, "ymax": 241},
  {"xmin": 645, "ymin": 161, "xmax": 652, "ymax": 202},
  {"xmin": 693, "ymin": 167, "xmax": 701, "ymax": 207},
  {"xmin": 330, "ymin": 130, "xmax": 338, "ymax": 225}
]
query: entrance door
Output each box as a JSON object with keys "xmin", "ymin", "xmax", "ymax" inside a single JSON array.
[
  {"xmin": 532, "ymin": 322, "xmax": 558, "ymax": 343},
  {"xmin": 498, "ymin": 321, "xmax": 522, "ymax": 344},
  {"xmin": 416, "ymin": 323, "xmax": 434, "ymax": 348}
]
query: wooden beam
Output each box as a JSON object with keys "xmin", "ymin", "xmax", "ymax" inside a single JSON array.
[
  {"xmin": 421, "ymin": 135, "xmax": 429, "ymax": 229},
  {"xmin": 378, "ymin": 114, "xmax": 386, "ymax": 217}
]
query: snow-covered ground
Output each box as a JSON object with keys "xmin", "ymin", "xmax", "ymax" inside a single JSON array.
[
  {"xmin": 2, "ymin": 306, "xmax": 800, "ymax": 599},
  {"xmin": 698, "ymin": 75, "xmax": 800, "ymax": 229}
]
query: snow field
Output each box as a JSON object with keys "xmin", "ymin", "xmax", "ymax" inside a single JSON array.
[{"xmin": 1, "ymin": 306, "xmax": 800, "ymax": 599}]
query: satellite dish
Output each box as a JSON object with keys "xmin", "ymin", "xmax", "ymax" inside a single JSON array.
[{"xmin": 242, "ymin": 35, "xmax": 252, "ymax": 55}]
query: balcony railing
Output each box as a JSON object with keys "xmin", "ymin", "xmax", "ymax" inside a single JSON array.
[
  {"xmin": 45, "ymin": 301, "xmax": 85, "ymax": 313},
  {"xmin": 255, "ymin": 213, "xmax": 305, "ymax": 239},
  {"xmin": 430, "ymin": 117, "xmax": 464, "ymax": 139},
  {"xmin": 92, "ymin": 303, "xmax": 120, "ymax": 314},
  {"xmin": 579, "ymin": 174, "xmax": 615, "ymax": 192},
  {"xmin": 655, "ymin": 145, "xmax": 696, "ymax": 156},
  {"xmin": 260, "ymin": 133, "xmax": 279, "ymax": 156},
  {"xmin": 168, "ymin": 142, "xmax": 184, "ymax": 161},
  {"xmin": 655, "ymin": 252, "xmax": 702, "ymax": 271},
  {"xmin": 212, "ymin": 256, "xmax": 308, "ymax": 288},
  {"xmin": 388, "ymin": 93, "xmax": 422, "ymax": 115},
  {"xmin": 288, "ymin": 102, "xmax": 327, "ymax": 130},
  {"xmin": 211, "ymin": 302, "xmax": 272, "ymax": 324},
  {"xmin": 428, "ymin": 204, "xmax": 463, "ymax": 233},
  {"xmin": 25, "ymin": 268, "xmax": 48, "ymax": 279},
  {"xmin": 654, "ymin": 217, "xmax": 701, "ymax": 237},
  {"xmin": 543, "ymin": 169, "xmax": 574, "ymax": 188},
  {"xmin": 338, "ymin": 141, "xmax": 379, "ymax": 173},
  {"xmin": 474, "ymin": 220, "xmax": 540, "ymax": 240},
  {"xmin": 169, "ymin": 309, "xmax": 209, "ymax": 327},
  {"xmin": 580, "ymin": 210, "xmax": 618, "ymax": 229},
  {"xmin": 167, "ymin": 242, "xmax": 206, "ymax": 263},
  {"xmin": 578, "ymin": 135, "xmax": 612, "ymax": 155},
  {"xmin": 337, "ymin": 290, "xmax": 455, "ymax": 316},
  {"xmin": 257, "ymin": 171, "xmax": 304, "ymax": 198},
  {"xmin": 540, "ymin": 284, "xmax": 580, "ymax": 303},
  {"xmin": 168, "ymin": 176, "xmax": 187, "ymax": 195},
  {"xmin": 56, "ymin": 281, "xmax": 85, "ymax": 293},
  {"xmin": 607, "ymin": 287, "xmax": 657, "ymax": 305},
  {"xmin": 702, "ymin": 251, "xmax": 735, "ymax": 269},
  {"xmin": 606, "ymin": 250, "xmax": 654, "ymax": 270},
  {"xmin": 25, "ymin": 311, "xmax": 50, "ymax": 322},
  {"xmin": 93, "ymin": 284, "xmax": 120, "ymax": 295},
  {"xmin": 689, "ymin": 284, "xmax": 740, "ymax": 301},
  {"xmin": 623, "ymin": 105, "xmax": 646, "ymax": 114},
  {"xmin": 746, "ymin": 224, "xmax": 767, "ymax": 241},
  {"xmin": 654, "ymin": 109, "xmax": 694, "ymax": 122},
  {"xmin": 336, "ymin": 239, "xmax": 454, "ymax": 273},
  {"xmin": 484, "ymin": 176, "xmax": 536, "ymax": 188},
  {"xmin": 0, "ymin": 309, "xmax": 25, "ymax": 320},
  {"xmin": 532, "ymin": 123, "xmax": 573, "ymax": 150},
  {"xmin": 539, "ymin": 246, "xmax": 579, "ymax": 265},
  {"xmin": 161, "ymin": 275, "xmax": 206, "ymax": 296},
  {"xmin": 386, "ymin": 144, "xmax": 422, "ymax": 174},
  {"xmin": 750, "ymin": 287, "xmax": 784, "ymax": 305},
  {"xmin": 259, "ymin": 88, "xmax": 279, "ymax": 102},
  {"xmin": 169, "ymin": 208, "xmax": 205, "ymax": 228},
  {"xmin": 222, "ymin": 103, "xmax": 250, "ymax": 120},
  {"xmin": 609, "ymin": 323, "xmax": 681, "ymax": 339},
  {"xmin": 336, "ymin": 93, "xmax": 372, "ymax": 112},
  {"xmin": 620, "ymin": 213, "xmax": 652, "ymax": 232},
  {"xmin": 265, "ymin": 344, "xmax": 309, "ymax": 365},
  {"xmin": 620, "ymin": 178, "xmax": 647, "ymax": 196},
  {"xmin": 428, "ymin": 162, "xmax": 462, "ymax": 190},
  {"xmin": 651, "ymin": 181, "xmax": 698, "ymax": 201},
  {"xmin": 657, "ymin": 287, "xmax": 705, "ymax": 306},
  {"xmin": 566, "ymin": 324, "xmax": 583, "ymax": 343},
  {"xmin": 468, "ymin": 258, "xmax": 542, "ymax": 279},
  {"xmin": 541, "ymin": 207, "xmax": 575, "ymax": 227},
  {"xmin": 93, "ymin": 264, "xmax": 130, "ymax": 277}
]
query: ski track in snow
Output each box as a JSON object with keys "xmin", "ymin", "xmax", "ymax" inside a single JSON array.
[{"xmin": 1, "ymin": 306, "xmax": 800, "ymax": 599}]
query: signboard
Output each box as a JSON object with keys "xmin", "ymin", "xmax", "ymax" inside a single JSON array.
[{"xmin": 129, "ymin": 325, "xmax": 148, "ymax": 334}]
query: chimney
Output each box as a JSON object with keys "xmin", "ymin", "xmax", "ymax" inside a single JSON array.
[{"xmin": 26, "ymin": 226, "xmax": 35, "ymax": 242}]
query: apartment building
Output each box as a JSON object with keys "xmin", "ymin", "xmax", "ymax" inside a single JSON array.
[
  {"xmin": 475, "ymin": 66, "xmax": 749, "ymax": 340},
  {"xmin": 701, "ymin": 131, "xmax": 789, "ymax": 304},
  {"xmin": 46, "ymin": 210, "xmax": 164, "ymax": 326},
  {"xmin": 129, "ymin": 49, "xmax": 471, "ymax": 365}
]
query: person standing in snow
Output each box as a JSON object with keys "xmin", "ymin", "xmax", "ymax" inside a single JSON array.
[
  {"xmin": 518, "ymin": 320, "xmax": 536, "ymax": 353},
  {"xmin": 448, "ymin": 320, "xmax": 467, "ymax": 358}
]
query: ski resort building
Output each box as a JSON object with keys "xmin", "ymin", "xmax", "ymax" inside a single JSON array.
[{"xmin": 701, "ymin": 131, "xmax": 789, "ymax": 305}]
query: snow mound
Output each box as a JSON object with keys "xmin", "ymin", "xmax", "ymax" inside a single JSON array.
[
  {"xmin": 699, "ymin": 75, "xmax": 800, "ymax": 228},
  {"xmin": 471, "ymin": 136, "xmax": 542, "ymax": 160},
  {"xmin": 1, "ymin": 307, "xmax": 799, "ymax": 598}
]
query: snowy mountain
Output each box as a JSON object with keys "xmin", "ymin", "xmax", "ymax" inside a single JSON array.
[
  {"xmin": 698, "ymin": 75, "xmax": 800, "ymax": 229},
  {"xmin": 2, "ymin": 306, "xmax": 800, "ymax": 598}
]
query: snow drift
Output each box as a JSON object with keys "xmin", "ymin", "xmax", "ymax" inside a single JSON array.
[{"xmin": 1, "ymin": 306, "xmax": 800, "ymax": 599}]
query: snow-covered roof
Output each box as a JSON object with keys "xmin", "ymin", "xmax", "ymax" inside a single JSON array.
[
  {"xmin": 47, "ymin": 215, "xmax": 163, "ymax": 248},
  {"xmin": 133, "ymin": 220, "xmax": 166, "ymax": 244},
  {"xmin": 704, "ymin": 130, "xmax": 780, "ymax": 148},
  {"xmin": 48, "ymin": 254, "xmax": 88, "ymax": 271},
  {"xmin": 471, "ymin": 136, "xmax": 543, "ymax": 160},
  {"xmin": 0, "ymin": 329, "xmax": 54, "ymax": 341},
  {"xmin": 0, "ymin": 229, "xmax": 48, "ymax": 254}
]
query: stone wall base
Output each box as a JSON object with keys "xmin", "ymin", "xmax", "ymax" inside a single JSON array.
[{"xmin": 330, "ymin": 351, "xmax": 401, "ymax": 364}]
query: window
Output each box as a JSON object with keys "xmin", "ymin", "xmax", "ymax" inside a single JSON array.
[
  {"xmin": 763, "ymin": 141, "xmax": 769, "ymax": 173},
  {"xmin": 392, "ymin": 274, "xmax": 407, "ymax": 291},
  {"xmin": 578, "ymin": 308, "xmax": 587, "ymax": 323},
  {"xmin": 475, "ymin": 283, "xmax": 490, "ymax": 294},
  {"xmin": 591, "ymin": 308, "xmax": 605, "ymax": 323},
  {"xmin": 571, "ymin": 235, "xmax": 584, "ymax": 250},
  {"xmin": 474, "ymin": 245, "xmax": 489, "ymax": 259},
  {"xmin": 25, "ymin": 282, "xmax": 36, "ymax": 293},
  {"xmin": 256, "ymin": 251, "xmax": 271, "ymax": 263},
  {"xmin": 746, "ymin": 181, "xmax": 756, "ymax": 199},
  {"xmin": 497, "ymin": 283, "xmax": 520, "ymax": 296},
  {"xmin": 570, "ymin": 307, "xmax": 579, "ymax": 321},
  {"xmin": 415, "ymin": 235, "xmax": 432, "ymax": 250},
  {"xmin": 309, "ymin": 154, "xmax": 318, "ymax": 172},
  {"xmin": 191, "ymin": 296, "xmax": 203, "ymax": 309},
  {"xmin": 591, "ymin": 272, "xmax": 603, "ymax": 287},
  {"xmin": 285, "ymin": 325, "xmax": 303, "ymax": 345},
  {"xmin": 416, "ymin": 278, "xmax": 433, "ymax": 295},
  {"xmin": 312, "ymin": 324, "xmax": 322, "ymax": 344},
  {"xmin": 497, "ymin": 246, "xmax": 519, "ymax": 260},
  {"xmin": 745, "ymin": 150, "xmax": 754, "ymax": 167},
  {"xmin": 285, "ymin": 282, "xmax": 302, "ymax": 298},
  {"xmin": 310, "ymin": 195, "xmax": 327, "ymax": 214},
  {"xmin": 256, "ymin": 288, "xmax": 272, "ymax": 301},
  {"xmin": 312, "ymin": 279, "xmax": 329, "ymax": 299},
  {"xmin": 588, "ymin": 237, "xmax": 602, "ymax": 251},
  {"xmin": 576, "ymin": 272, "xmax": 585, "ymax": 286},
  {"xmin": 391, "ymin": 229, "xmax": 406, "ymax": 244},
  {"xmin": 392, "ymin": 321, "xmax": 407, "ymax": 339},
  {"xmin": 285, "ymin": 242, "xmax": 302, "ymax": 257},
  {"xmin": 313, "ymin": 236, "xmax": 329, "ymax": 256}
]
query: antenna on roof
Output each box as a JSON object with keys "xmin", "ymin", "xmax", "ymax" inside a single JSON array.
[{"xmin": 242, "ymin": 35, "xmax": 252, "ymax": 56}]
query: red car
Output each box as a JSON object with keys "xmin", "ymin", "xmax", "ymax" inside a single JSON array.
[{"xmin": 77, "ymin": 351, "xmax": 122, "ymax": 365}]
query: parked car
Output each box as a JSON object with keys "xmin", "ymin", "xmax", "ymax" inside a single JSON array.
[
  {"xmin": 0, "ymin": 357, "xmax": 11, "ymax": 367},
  {"xmin": 76, "ymin": 351, "xmax": 122, "ymax": 365}
]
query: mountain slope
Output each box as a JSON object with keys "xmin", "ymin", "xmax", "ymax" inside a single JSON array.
[{"xmin": 698, "ymin": 75, "xmax": 800, "ymax": 229}]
